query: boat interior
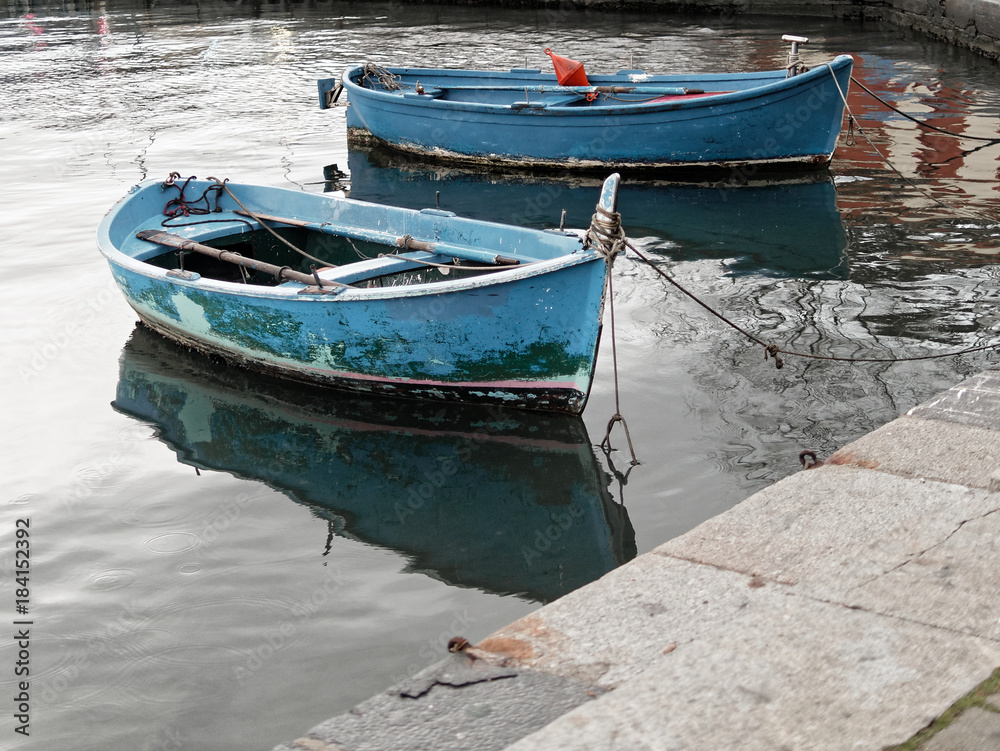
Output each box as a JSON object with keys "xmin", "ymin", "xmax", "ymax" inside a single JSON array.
[
  {"xmin": 351, "ymin": 66, "xmax": 791, "ymax": 109},
  {"xmin": 111, "ymin": 179, "xmax": 586, "ymax": 291},
  {"xmin": 140, "ymin": 225, "xmax": 507, "ymax": 288}
]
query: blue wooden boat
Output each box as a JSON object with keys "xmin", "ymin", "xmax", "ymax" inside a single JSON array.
[
  {"xmin": 113, "ymin": 324, "xmax": 636, "ymax": 602},
  {"xmin": 97, "ymin": 173, "xmax": 622, "ymax": 414},
  {"xmin": 321, "ymin": 46, "xmax": 854, "ymax": 171}
]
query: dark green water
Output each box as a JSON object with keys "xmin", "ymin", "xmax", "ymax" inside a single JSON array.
[{"xmin": 2, "ymin": 2, "xmax": 998, "ymax": 749}]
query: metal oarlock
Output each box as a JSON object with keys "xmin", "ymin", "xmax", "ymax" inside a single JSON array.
[{"xmin": 783, "ymin": 34, "xmax": 809, "ymax": 76}]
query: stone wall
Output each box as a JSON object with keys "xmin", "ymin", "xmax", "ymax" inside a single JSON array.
[
  {"xmin": 552, "ymin": 0, "xmax": 1000, "ymax": 60},
  {"xmin": 879, "ymin": 0, "xmax": 1000, "ymax": 59}
]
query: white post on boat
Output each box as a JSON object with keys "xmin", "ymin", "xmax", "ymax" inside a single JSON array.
[{"xmin": 782, "ymin": 34, "xmax": 809, "ymax": 77}]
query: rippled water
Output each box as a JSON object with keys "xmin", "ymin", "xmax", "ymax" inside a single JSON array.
[{"xmin": 3, "ymin": 3, "xmax": 999, "ymax": 749}]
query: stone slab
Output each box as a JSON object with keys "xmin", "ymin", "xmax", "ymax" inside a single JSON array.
[
  {"xmin": 476, "ymin": 554, "xmax": 793, "ymax": 688},
  {"xmin": 504, "ymin": 595, "xmax": 1000, "ymax": 751},
  {"xmin": 922, "ymin": 707, "xmax": 1000, "ymax": 750},
  {"xmin": 827, "ymin": 415, "xmax": 1000, "ymax": 490},
  {"xmin": 273, "ymin": 653, "xmax": 602, "ymax": 751},
  {"xmin": 944, "ymin": 0, "xmax": 1000, "ymax": 43},
  {"xmin": 657, "ymin": 465, "xmax": 1000, "ymax": 602},
  {"xmin": 847, "ymin": 511, "xmax": 1000, "ymax": 640}
]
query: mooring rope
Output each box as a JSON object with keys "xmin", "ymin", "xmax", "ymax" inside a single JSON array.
[
  {"xmin": 850, "ymin": 76, "xmax": 1000, "ymax": 144},
  {"xmin": 597, "ymin": 67, "xmax": 999, "ymax": 369},
  {"xmin": 585, "ymin": 206, "xmax": 638, "ymax": 465},
  {"xmin": 824, "ymin": 66, "xmax": 999, "ymax": 225},
  {"xmin": 624, "ymin": 239, "xmax": 999, "ymax": 368},
  {"xmin": 824, "ymin": 67, "xmax": 954, "ymax": 210},
  {"xmin": 599, "ymin": 265, "xmax": 639, "ymax": 466}
]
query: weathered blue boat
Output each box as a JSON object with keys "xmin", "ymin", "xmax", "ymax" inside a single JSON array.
[
  {"xmin": 113, "ymin": 324, "xmax": 636, "ymax": 602},
  {"xmin": 98, "ymin": 173, "xmax": 622, "ymax": 414},
  {"xmin": 321, "ymin": 44, "xmax": 854, "ymax": 171}
]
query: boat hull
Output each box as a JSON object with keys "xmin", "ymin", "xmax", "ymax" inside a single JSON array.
[
  {"xmin": 98, "ymin": 180, "xmax": 611, "ymax": 414},
  {"xmin": 329, "ymin": 56, "xmax": 855, "ymax": 171}
]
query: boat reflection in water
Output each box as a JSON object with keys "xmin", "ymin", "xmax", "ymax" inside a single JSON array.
[
  {"xmin": 113, "ymin": 324, "xmax": 636, "ymax": 603},
  {"xmin": 336, "ymin": 144, "xmax": 849, "ymax": 279}
]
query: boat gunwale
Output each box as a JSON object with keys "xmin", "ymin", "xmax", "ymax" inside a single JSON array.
[{"xmin": 97, "ymin": 181, "xmax": 605, "ymax": 303}]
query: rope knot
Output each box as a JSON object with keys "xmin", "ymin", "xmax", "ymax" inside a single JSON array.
[
  {"xmin": 764, "ymin": 343, "xmax": 784, "ymax": 370},
  {"xmin": 585, "ymin": 205, "xmax": 626, "ymax": 260}
]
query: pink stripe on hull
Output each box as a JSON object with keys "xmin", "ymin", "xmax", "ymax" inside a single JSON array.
[{"xmin": 296, "ymin": 363, "xmax": 581, "ymax": 391}]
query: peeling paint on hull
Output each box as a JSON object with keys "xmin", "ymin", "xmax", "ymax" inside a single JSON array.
[
  {"xmin": 347, "ymin": 126, "xmax": 833, "ymax": 172},
  {"xmin": 136, "ymin": 314, "xmax": 598, "ymax": 413}
]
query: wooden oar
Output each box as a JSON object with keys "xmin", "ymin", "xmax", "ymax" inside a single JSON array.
[
  {"xmin": 435, "ymin": 84, "xmax": 705, "ymax": 96},
  {"xmin": 234, "ymin": 210, "xmax": 526, "ymax": 266},
  {"xmin": 135, "ymin": 230, "xmax": 350, "ymax": 289}
]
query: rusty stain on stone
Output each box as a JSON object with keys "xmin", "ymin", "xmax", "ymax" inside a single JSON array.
[
  {"xmin": 476, "ymin": 636, "xmax": 539, "ymax": 664},
  {"xmin": 477, "ymin": 613, "xmax": 564, "ymax": 665},
  {"xmin": 292, "ymin": 737, "xmax": 344, "ymax": 751},
  {"xmin": 826, "ymin": 449, "xmax": 881, "ymax": 469}
]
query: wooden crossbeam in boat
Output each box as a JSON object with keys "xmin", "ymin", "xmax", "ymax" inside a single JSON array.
[
  {"xmin": 394, "ymin": 235, "xmax": 520, "ymax": 266},
  {"xmin": 135, "ymin": 230, "xmax": 350, "ymax": 289}
]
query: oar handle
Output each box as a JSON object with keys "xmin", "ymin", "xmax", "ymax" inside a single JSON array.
[{"xmin": 439, "ymin": 83, "xmax": 697, "ymax": 96}]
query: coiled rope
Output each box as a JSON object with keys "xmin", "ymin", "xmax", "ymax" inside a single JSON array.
[
  {"xmin": 361, "ymin": 63, "xmax": 401, "ymax": 91},
  {"xmin": 162, "ymin": 173, "xmax": 226, "ymax": 219},
  {"xmin": 585, "ymin": 204, "xmax": 628, "ymax": 260}
]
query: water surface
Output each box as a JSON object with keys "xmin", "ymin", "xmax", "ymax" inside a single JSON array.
[{"xmin": 2, "ymin": 3, "xmax": 999, "ymax": 749}]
